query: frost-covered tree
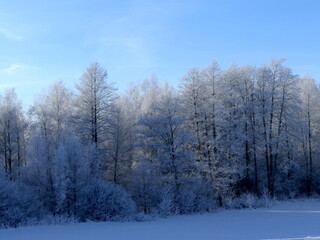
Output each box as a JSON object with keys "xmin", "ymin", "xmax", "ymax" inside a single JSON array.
[
  {"xmin": 0, "ymin": 89, "xmax": 27, "ymax": 181},
  {"xmin": 255, "ymin": 59, "xmax": 298, "ymax": 196},
  {"xmin": 298, "ymin": 75, "xmax": 320, "ymax": 196},
  {"xmin": 74, "ymin": 62, "xmax": 116, "ymax": 150},
  {"xmin": 216, "ymin": 66, "xmax": 251, "ymax": 197},
  {"xmin": 27, "ymin": 81, "xmax": 75, "ymax": 214},
  {"xmin": 180, "ymin": 68, "xmax": 207, "ymax": 163},
  {"xmin": 138, "ymin": 88, "xmax": 195, "ymax": 213},
  {"xmin": 105, "ymin": 101, "xmax": 134, "ymax": 186}
]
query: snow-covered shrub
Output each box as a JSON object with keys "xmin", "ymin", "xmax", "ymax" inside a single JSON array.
[
  {"xmin": 178, "ymin": 178, "xmax": 217, "ymax": 214},
  {"xmin": 179, "ymin": 188, "xmax": 196, "ymax": 214},
  {"xmin": 238, "ymin": 193, "xmax": 257, "ymax": 209},
  {"xmin": 256, "ymin": 187, "xmax": 272, "ymax": 207},
  {"xmin": 0, "ymin": 177, "xmax": 43, "ymax": 228},
  {"xmin": 193, "ymin": 179, "xmax": 218, "ymax": 212},
  {"xmin": 222, "ymin": 190, "xmax": 236, "ymax": 209},
  {"xmin": 77, "ymin": 181, "xmax": 136, "ymax": 221},
  {"xmin": 158, "ymin": 185, "xmax": 175, "ymax": 216},
  {"xmin": 130, "ymin": 162, "xmax": 161, "ymax": 214},
  {"xmin": 223, "ymin": 190, "xmax": 273, "ymax": 209},
  {"xmin": 41, "ymin": 214, "xmax": 76, "ymax": 225}
]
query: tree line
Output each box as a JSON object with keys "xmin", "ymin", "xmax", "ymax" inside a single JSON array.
[{"xmin": 0, "ymin": 59, "xmax": 319, "ymax": 227}]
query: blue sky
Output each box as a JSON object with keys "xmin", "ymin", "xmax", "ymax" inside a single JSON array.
[{"xmin": 0, "ymin": 0, "xmax": 319, "ymax": 106}]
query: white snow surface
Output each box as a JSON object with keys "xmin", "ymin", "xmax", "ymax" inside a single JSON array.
[{"xmin": 1, "ymin": 199, "xmax": 320, "ymax": 240}]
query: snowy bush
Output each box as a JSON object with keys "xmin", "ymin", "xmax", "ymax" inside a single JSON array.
[
  {"xmin": 223, "ymin": 190, "xmax": 272, "ymax": 209},
  {"xmin": 257, "ymin": 187, "xmax": 272, "ymax": 207},
  {"xmin": 190, "ymin": 179, "xmax": 218, "ymax": 213},
  {"xmin": 0, "ymin": 177, "xmax": 43, "ymax": 228},
  {"xmin": 77, "ymin": 181, "xmax": 136, "ymax": 221},
  {"xmin": 41, "ymin": 214, "xmax": 77, "ymax": 225},
  {"xmin": 130, "ymin": 162, "xmax": 161, "ymax": 214},
  {"xmin": 179, "ymin": 189, "xmax": 196, "ymax": 214},
  {"xmin": 238, "ymin": 193, "xmax": 257, "ymax": 209},
  {"xmin": 158, "ymin": 185, "xmax": 175, "ymax": 216}
]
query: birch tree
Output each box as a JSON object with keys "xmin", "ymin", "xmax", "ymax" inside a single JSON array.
[{"xmin": 299, "ymin": 75, "xmax": 320, "ymax": 196}]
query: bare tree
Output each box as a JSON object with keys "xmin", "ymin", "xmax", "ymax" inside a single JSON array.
[
  {"xmin": 75, "ymin": 62, "xmax": 117, "ymax": 150},
  {"xmin": 299, "ymin": 75, "xmax": 320, "ymax": 196},
  {"xmin": 0, "ymin": 89, "xmax": 27, "ymax": 181}
]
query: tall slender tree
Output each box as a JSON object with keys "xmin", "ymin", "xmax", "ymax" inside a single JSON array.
[
  {"xmin": 0, "ymin": 89, "xmax": 27, "ymax": 181},
  {"xmin": 75, "ymin": 62, "xmax": 117, "ymax": 150}
]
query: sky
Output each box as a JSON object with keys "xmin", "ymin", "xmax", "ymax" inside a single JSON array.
[{"xmin": 0, "ymin": 0, "xmax": 319, "ymax": 107}]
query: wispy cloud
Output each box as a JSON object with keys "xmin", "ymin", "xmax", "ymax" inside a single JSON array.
[
  {"xmin": 0, "ymin": 28, "xmax": 24, "ymax": 41},
  {"xmin": 3, "ymin": 64, "xmax": 24, "ymax": 74},
  {"xmin": 0, "ymin": 80, "xmax": 43, "ymax": 89},
  {"xmin": 101, "ymin": 35, "xmax": 156, "ymax": 68},
  {"xmin": 1, "ymin": 64, "xmax": 38, "ymax": 74},
  {"xmin": 98, "ymin": 12, "xmax": 162, "ymax": 70}
]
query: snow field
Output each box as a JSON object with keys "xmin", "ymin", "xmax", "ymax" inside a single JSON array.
[{"xmin": 1, "ymin": 199, "xmax": 320, "ymax": 240}]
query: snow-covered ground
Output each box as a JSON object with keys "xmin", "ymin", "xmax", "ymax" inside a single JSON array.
[{"xmin": 1, "ymin": 199, "xmax": 320, "ymax": 240}]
